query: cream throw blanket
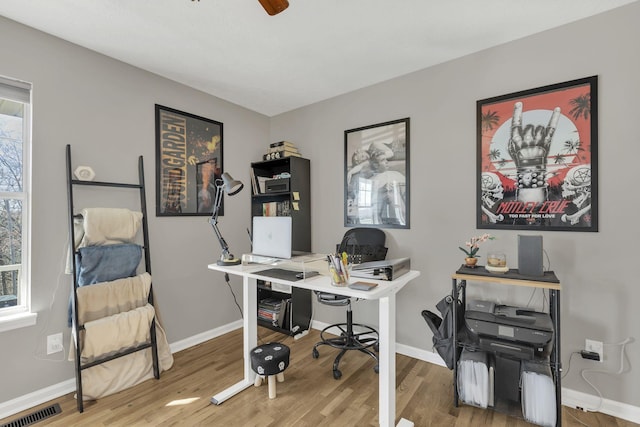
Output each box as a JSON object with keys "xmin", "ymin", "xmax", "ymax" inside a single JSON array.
[
  {"xmin": 65, "ymin": 207, "xmax": 143, "ymax": 274},
  {"xmin": 79, "ymin": 207, "xmax": 143, "ymax": 247},
  {"xmin": 70, "ymin": 273, "xmax": 174, "ymax": 401},
  {"xmin": 81, "ymin": 304, "xmax": 155, "ymax": 364},
  {"xmin": 76, "ymin": 273, "xmax": 152, "ymax": 323}
]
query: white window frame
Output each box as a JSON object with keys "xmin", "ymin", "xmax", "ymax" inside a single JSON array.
[{"xmin": 0, "ymin": 75, "xmax": 36, "ymax": 332}]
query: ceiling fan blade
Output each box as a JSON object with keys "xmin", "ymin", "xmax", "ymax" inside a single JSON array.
[{"xmin": 258, "ymin": 0, "xmax": 289, "ymax": 16}]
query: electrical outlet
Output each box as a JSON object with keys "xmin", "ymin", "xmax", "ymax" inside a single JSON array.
[
  {"xmin": 585, "ymin": 339, "xmax": 603, "ymax": 362},
  {"xmin": 47, "ymin": 333, "xmax": 63, "ymax": 355}
]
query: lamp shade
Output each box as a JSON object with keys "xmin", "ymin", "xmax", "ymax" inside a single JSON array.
[
  {"xmin": 258, "ymin": 0, "xmax": 289, "ymax": 15},
  {"xmin": 221, "ymin": 172, "xmax": 244, "ymax": 196}
]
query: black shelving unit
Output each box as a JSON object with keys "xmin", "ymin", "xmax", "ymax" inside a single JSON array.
[
  {"xmin": 250, "ymin": 156, "xmax": 312, "ymax": 335},
  {"xmin": 257, "ymin": 282, "xmax": 312, "ymax": 335},
  {"xmin": 451, "ymin": 266, "xmax": 561, "ymax": 426},
  {"xmin": 66, "ymin": 144, "xmax": 159, "ymax": 412},
  {"xmin": 250, "ymin": 156, "xmax": 310, "ymax": 253}
]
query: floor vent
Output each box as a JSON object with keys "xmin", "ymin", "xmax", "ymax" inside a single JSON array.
[{"xmin": 1, "ymin": 403, "xmax": 62, "ymax": 427}]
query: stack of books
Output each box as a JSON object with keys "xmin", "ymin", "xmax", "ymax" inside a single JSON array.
[
  {"xmin": 263, "ymin": 141, "xmax": 301, "ymax": 160},
  {"xmin": 262, "ymin": 200, "xmax": 291, "ymax": 216},
  {"xmin": 257, "ymin": 297, "xmax": 288, "ymax": 327}
]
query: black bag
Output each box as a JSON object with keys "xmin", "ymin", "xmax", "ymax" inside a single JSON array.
[{"xmin": 421, "ymin": 294, "xmax": 464, "ymax": 370}]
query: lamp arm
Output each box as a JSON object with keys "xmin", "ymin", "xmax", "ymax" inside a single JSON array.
[
  {"xmin": 209, "ymin": 180, "xmax": 233, "ymax": 261},
  {"xmin": 208, "ymin": 174, "xmax": 243, "ymax": 266},
  {"xmin": 210, "ymin": 219, "xmax": 233, "ymax": 261},
  {"xmin": 211, "ymin": 180, "xmax": 224, "ymax": 224}
]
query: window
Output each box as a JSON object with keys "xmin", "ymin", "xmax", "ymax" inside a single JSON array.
[
  {"xmin": 355, "ymin": 178, "xmax": 373, "ymax": 224},
  {"xmin": 0, "ymin": 75, "xmax": 35, "ymax": 331}
]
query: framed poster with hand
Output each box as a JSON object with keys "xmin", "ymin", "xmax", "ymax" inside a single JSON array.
[{"xmin": 477, "ymin": 76, "xmax": 598, "ymax": 232}]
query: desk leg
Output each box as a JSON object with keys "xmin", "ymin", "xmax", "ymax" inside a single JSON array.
[
  {"xmin": 211, "ymin": 275, "xmax": 258, "ymax": 405},
  {"xmin": 378, "ymin": 293, "xmax": 412, "ymax": 427},
  {"xmin": 378, "ymin": 294, "xmax": 395, "ymax": 427},
  {"xmin": 243, "ymin": 275, "xmax": 258, "ymax": 384}
]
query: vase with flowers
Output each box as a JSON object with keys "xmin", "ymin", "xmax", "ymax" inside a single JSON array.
[{"xmin": 459, "ymin": 233, "xmax": 495, "ymax": 267}]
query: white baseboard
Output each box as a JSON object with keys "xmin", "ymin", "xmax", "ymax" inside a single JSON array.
[
  {"xmin": 395, "ymin": 342, "xmax": 447, "ymax": 367},
  {"xmin": 0, "ymin": 320, "xmax": 243, "ymax": 421},
  {"xmin": 2, "ymin": 320, "xmax": 638, "ymax": 425},
  {"xmin": 0, "ymin": 379, "xmax": 75, "ymax": 420},
  {"xmin": 398, "ymin": 344, "xmax": 640, "ymax": 425},
  {"xmin": 314, "ymin": 320, "xmax": 639, "ymax": 424},
  {"xmin": 562, "ymin": 388, "xmax": 640, "ymax": 424},
  {"xmin": 169, "ymin": 319, "xmax": 242, "ymax": 354}
]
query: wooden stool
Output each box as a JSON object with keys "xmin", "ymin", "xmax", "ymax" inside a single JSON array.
[{"xmin": 250, "ymin": 343, "xmax": 290, "ymax": 399}]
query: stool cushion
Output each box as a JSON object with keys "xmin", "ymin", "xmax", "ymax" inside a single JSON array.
[{"xmin": 250, "ymin": 343, "xmax": 290, "ymax": 376}]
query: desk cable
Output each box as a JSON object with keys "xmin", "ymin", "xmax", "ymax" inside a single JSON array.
[
  {"xmin": 33, "ymin": 240, "xmax": 70, "ymax": 362},
  {"xmin": 563, "ymin": 338, "xmax": 632, "ymax": 412},
  {"xmin": 224, "ymin": 273, "xmax": 243, "ymax": 319},
  {"xmin": 224, "ymin": 273, "xmax": 274, "ymax": 345},
  {"xmin": 580, "ymin": 337, "xmax": 633, "ymax": 413},
  {"xmin": 522, "ymin": 251, "xmax": 552, "ymax": 313},
  {"xmin": 561, "ymin": 339, "xmax": 631, "ymax": 426}
]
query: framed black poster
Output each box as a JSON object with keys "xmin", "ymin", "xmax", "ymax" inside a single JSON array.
[
  {"xmin": 477, "ymin": 76, "xmax": 598, "ymax": 231},
  {"xmin": 155, "ymin": 105, "xmax": 224, "ymax": 216},
  {"xmin": 344, "ymin": 118, "xmax": 410, "ymax": 228}
]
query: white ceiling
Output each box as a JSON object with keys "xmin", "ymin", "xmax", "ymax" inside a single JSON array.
[{"xmin": 1, "ymin": 0, "xmax": 637, "ymax": 116}]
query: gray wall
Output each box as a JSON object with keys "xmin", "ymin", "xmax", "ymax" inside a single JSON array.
[
  {"xmin": 1, "ymin": 0, "xmax": 639, "ymax": 414},
  {"xmin": 0, "ymin": 16, "xmax": 267, "ymax": 403},
  {"xmin": 270, "ymin": 3, "xmax": 640, "ymax": 409}
]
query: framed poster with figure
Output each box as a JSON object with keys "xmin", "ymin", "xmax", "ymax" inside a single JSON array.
[
  {"xmin": 344, "ymin": 118, "xmax": 410, "ymax": 229},
  {"xmin": 477, "ymin": 76, "xmax": 598, "ymax": 232},
  {"xmin": 155, "ymin": 105, "xmax": 224, "ymax": 216}
]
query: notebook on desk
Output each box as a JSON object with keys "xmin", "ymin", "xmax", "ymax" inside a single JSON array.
[{"xmin": 251, "ymin": 216, "xmax": 292, "ymax": 259}]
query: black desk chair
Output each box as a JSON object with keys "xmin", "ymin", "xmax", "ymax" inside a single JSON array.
[{"xmin": 312, "ymin": 228, "xmax": 387, "ymax": 379}]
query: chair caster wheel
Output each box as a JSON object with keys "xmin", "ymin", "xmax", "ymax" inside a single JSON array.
[
  {"xmin": 333, "ymin": 369, "xmax": 342, "ymax": 380},
  {"xmin": 374, "ymin": 364, "xmax": 379, "ymax": 374},
  {"xmin": 312, "ymin": 348, "xmax": 319, "ymax": 359}
]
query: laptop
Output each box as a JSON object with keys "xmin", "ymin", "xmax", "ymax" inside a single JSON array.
[{"xmin": 251, "ymin": 216, "xmax": 292, "ymax": 259}]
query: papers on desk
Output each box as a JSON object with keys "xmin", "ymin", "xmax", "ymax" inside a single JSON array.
[
  {"xmin": 457, "ymin": 349, "xmax": 491, "ymax": 408},
  {"xmin": 350, "ymin": 258, "xmax": 410, "ymax": 281},
  {"xmin": 457, "ymin": 350, "xmax": 556, "ymax": 425},
  {"xmin": 521, "ymin": 360, "xmax": 557, "ymax": 427}
]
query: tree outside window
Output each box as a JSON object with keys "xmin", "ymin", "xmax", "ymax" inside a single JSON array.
[{"xmin": 0, "ymin": 82, "xmax": 29, "ymax": 314}]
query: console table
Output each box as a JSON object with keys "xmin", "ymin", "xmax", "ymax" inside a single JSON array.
[
  {"xmin": 451, "ymin": 266, "xmax": 561, "ymax": 426},
  {"xmin": 208, "ymin": 261, "xmax": 420, "ymax": 427}
]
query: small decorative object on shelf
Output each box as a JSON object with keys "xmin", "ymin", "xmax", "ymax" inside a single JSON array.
[
  {"xmin": 464, "ymin": 257, "xmax": 478, "ymax": 268},
  {"xmin": 263, "ymin": 140, "xmax": 301, "ymax": 160},
  {"xmin": 459, "ymin": 233, "xmax": 494, "ymax": 267},
  {"xmin": 74, "ymin": 165, "xmax": 95, "ymax": 181},
  {"xmin": 485, "ymin": 252, "xmax": 508, "ymax": 273}
]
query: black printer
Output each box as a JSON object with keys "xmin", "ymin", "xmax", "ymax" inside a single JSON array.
[{"xmin": 464, "ymin": 300, "xmax": 554, "ymax": 360}]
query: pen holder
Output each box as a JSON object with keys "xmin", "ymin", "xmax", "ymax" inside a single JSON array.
[{"xmin": 329, "ymin": 265, "xmax": 351, "ymax": 287}]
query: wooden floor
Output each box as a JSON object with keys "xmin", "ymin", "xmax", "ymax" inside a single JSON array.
[{"xmin": 2, "ymin": 327, "xmax": 637, "ymax": 426}]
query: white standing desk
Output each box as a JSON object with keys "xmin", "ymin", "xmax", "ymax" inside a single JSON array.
[{"xmin": 208, "ymin": 261, "xmax": 420, "ymax": 427}]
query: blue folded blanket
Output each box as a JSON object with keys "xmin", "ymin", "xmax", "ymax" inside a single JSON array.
[
  {"xmin": 69, "ymin": 243, "xmax": 143, "ymax": 326},
  {"xmin": 75, "ymin": 243, "xmax": 142, "ymax": 285}
]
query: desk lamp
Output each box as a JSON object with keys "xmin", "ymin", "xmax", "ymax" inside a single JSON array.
[{"xmin": 210, "ymin": 172, "xmax": 244, "ymax": 266}]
